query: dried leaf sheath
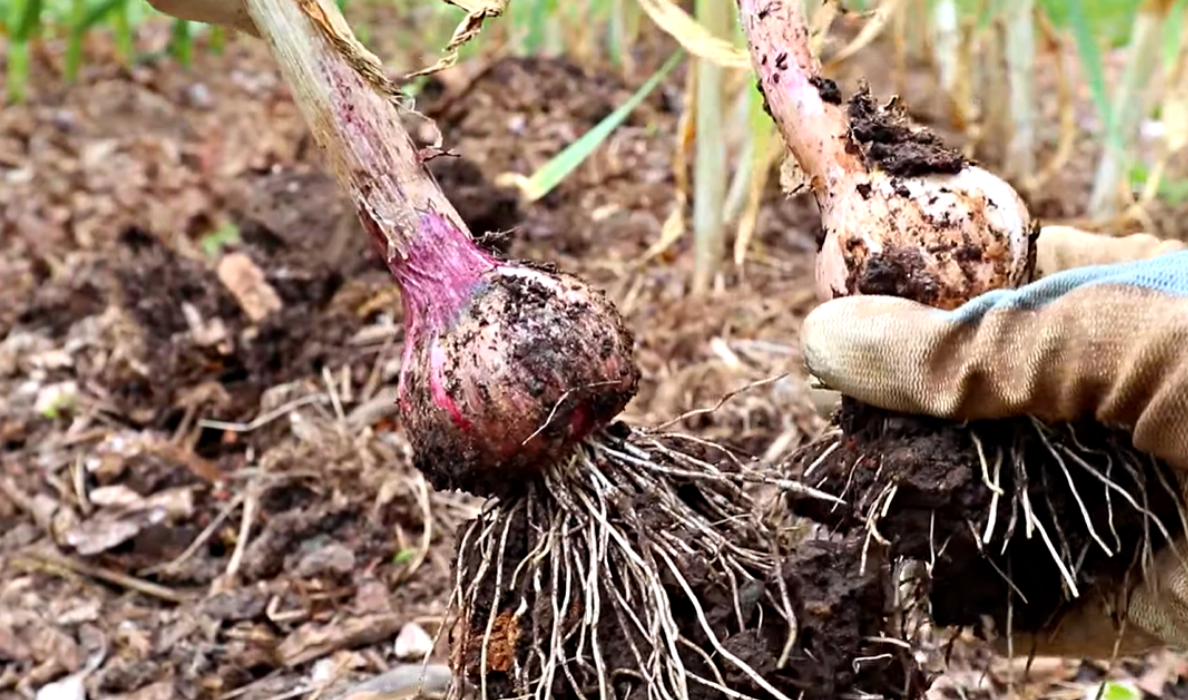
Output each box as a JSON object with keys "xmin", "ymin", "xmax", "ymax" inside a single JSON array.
[{"xmin": 243, "ymin": 0, "xmax": 462, "ymax": 262}]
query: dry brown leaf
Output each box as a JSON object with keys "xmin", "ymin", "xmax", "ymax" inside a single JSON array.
[
  {"xmin": 60, "ymin": 487, "xmax": 195, "ymax": 556},
  {"xmin": 216, "ymin": 252, "xmax": 283, "ymax": 322},
  {"xmin": 278, "ymin": 614, "xmax": 405, "ymax": 667},
  {"xmin": 60, "ymin": 517, "xmax": 145, "ymax": 556},
  {"xmin": 0, "ymin": 624, "xmax": 32, "ymax": 663}
]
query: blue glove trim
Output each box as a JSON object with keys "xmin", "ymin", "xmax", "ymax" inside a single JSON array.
[{"xmin": 942, "ymin": 250, "xmax": 1188, "ymax": 325}]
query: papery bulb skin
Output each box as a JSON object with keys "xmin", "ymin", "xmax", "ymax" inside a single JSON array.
[
  {"xmin": 382, "ymin": 211, "xmax": 639, "ymax": 498},
  {"xmin": 806, "ymin": 88, "xmax": 1036, "ymax": 309},
  {"xmin": 816, "ymin": 164, "xmax": 1035, "ymax": 309}
]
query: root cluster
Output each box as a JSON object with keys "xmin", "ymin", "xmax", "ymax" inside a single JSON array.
[
  {"xmin": 444, "ymin": 425, "xmax": 927, "ymax": 700},
  {"xmin": 788, "ymin": 399, "xmax": 1188, "ymax": 654}
]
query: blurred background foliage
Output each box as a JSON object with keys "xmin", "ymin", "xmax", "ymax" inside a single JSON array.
[{"xmin": 2, "ymin": 0, "xmax": 1187, "ymax": 292}]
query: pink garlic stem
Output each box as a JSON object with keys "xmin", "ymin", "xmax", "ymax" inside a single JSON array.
[
  {"xmin": 240, "ymin": 0, "xmax": 484, "ymax": 285},
  {"xmin": 736, "ymin": 0, "xmax": 866, "ymax": 193}
]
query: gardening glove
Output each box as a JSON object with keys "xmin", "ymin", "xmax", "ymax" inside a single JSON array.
[
  {"xmin": 800, "ymin": 225, "xmax": 1188, "ymax": 659},
  {"xmin": 144, "ymin": 0, "xmax": 260, "ymax": 37}
]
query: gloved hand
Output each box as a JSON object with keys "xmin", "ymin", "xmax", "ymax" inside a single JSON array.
[
  {"xmin": 800, "ymin": 225, "xmax": 1188, "ymax": 659},
  {"xmin": 144, "ymin": 0, "xmax": 259, "ymax": 37}
]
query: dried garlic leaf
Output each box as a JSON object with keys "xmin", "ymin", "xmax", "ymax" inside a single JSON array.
[
  {"xmin": 404, "ymin": 0, "xmax": 508, "ymax": 79},
  {"xmin": 291, "ymin": 0, "xmax": 446, "ymax": 148},
  {"xmin": 636, "ymin": 0, "xmax": 750, "ymax": 69},
  {"xmin": 1160, "ymin": 40, "xmax": 1188, "ymax": 154},
  {"xmin": 295, "ymin": 0, "xmax": 401, "ymax": 99}
]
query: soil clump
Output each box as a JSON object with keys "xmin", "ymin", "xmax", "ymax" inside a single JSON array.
[{"xmin": 788, "ymin": 399, "xmax": 1185, "ymax": 642}]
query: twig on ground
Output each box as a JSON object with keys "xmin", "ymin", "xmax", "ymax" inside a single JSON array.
[
  {"xmin": 199, "ymin": 393, "xmax": 329, "ymax": 433},
  {"xmin": 142, "ymin": 491, "xmax": 247, "ymax": 577},
  {"xmin": 223, "ymin": 478, "xmax": 261, "ymax": 587},
  {"xmin": 17, "ymin": 552, "xmax": 193, "ymax": 604},
  {"xmin": 395, "ymin": 472, "xmax": 434, "ymax": 583}
]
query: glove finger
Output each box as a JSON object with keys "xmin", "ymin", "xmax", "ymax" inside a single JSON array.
[
  {"xmin": 1124, "ymin": 535, "xmax": 1188, "ymax": 652},
  {"xmin": 801, "ymin": 252, "xmax": 1188, "ymax": 469},
  {"xmin": 805, "ymin": 227, "xmax": 1187, "ymax": 421},
  {"xmin": 991, "ymin": 589, "xmax": 1166, "ymax": 659},
  {"xmin": 1037, "ymin": 226, "xmax": 1186, "ymax": 278}
]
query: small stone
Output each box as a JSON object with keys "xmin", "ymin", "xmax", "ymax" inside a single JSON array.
[
  {"xmin": 293, "ymin": 542, "xmax": 356, "ymax": 578},
  {"xmin": 34, "ymin": 670, "xmax": 87, "ymax": 700},
  {"xmin": 185, "ymin": 83, "xmax": 213, "ymax": 110},
  {"xmin": 393, "ymin": 623, "xmax": 432, "ymax": 660}
]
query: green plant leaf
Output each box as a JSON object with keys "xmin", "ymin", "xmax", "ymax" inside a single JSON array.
[
  {"xmin": 169, "ymin": 18, "xmax": 193, "ymax": 67},
  {"xmin": 5, "ymin": 41, "xmax": 30, "ymax": 103},
  {"xmin": 201, "ymin": 223, "xmax": 242, "ymax": 257},
  {"xmin": 1095, "ymin": 680, "xmax": 1140, "ymax": 700},
  {"xmin": 77, "ymin": 0, "xmax": 125, "ymax": 32},
  {"xmin": 516, "ymin": 49, "xmax": 684, "ymax": 202},
  {"xmin": 13, "ymin": 0, "xmax": 43, "ymax": 40},
  {"xmin": 1059, "ymin": 0, "xmax": 1112, "ymax": 138}
]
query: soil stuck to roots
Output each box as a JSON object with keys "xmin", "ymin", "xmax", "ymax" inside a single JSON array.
[
  {"xmin": 446, "ymin": 426, "xmax": 929, "ymax": 700},
  {"xmin": 788, "ymin": 400, "xmax": 1187, "ymax": 644}
]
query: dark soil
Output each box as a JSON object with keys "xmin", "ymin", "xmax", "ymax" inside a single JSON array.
[
  {"xmin": 107, "ymin": 226, "xmax": 364, "ymax": 427},
  {"xmin": 849, "ymin": 244, "xmax": 943, "ymax": 304},
  {"xmin": 449, "ymin": 430, "xmax": 929, "ymax": 700},
  {"xmin": 425, "ymin": 156, "xmax": 523, "ymax": 251},
  {"xmin": 845, "ymin": 84, "xmax": 967, "ymax": 178},
  {"xmin": 2, "ymin": 36, "xmax": 699, "ymax": 699},
  {"xmin": 787, "ymin": 399, "xmax": 1186, "ymax": 641}
]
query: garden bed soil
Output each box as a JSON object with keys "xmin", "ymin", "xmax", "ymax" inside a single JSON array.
[{"xmin": 3, "ymin": 10, "xmax": 1188, "ymax": 700}]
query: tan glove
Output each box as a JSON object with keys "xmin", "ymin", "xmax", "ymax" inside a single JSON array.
[
  {"xmin": 800, "ymin": 225, "xmax": 1188, "ymax": 659},
  {"xmin": 144, "ymin": 0, "xmax": 260, "ymax": 37}
]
